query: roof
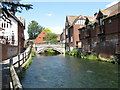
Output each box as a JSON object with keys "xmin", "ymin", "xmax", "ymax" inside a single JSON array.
[
  {"xmin": 66, "ymin": 15, "xmax": 78, "ymax": 26},
  {"xmin": 72, "ymin": 15, "xmax": 86, "ymax": 25},
  {"xmin": 87, "ymin": 16, "xmax": 95, "ymax": 21},
  {"xmin": 95, "ymin": 2, "xmax": 120, "ymax": 20},
  {"xmin": 33, "ymin": 30, "xmax": 49, "ymax": 43},
  {"xmin": 105, "ymin": 1, "xmax": 120, "ymax": 17},
  {"xmin": 2, "ymin": 8, "xmax": 24, "ymax": 26}
]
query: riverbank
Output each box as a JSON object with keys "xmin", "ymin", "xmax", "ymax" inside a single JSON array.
[
  {"xmin": 65, "ymin": 50, "xmax": 119, "ymax": 64},
  {"xmin": 18, "ymin": 49, "xmax": 36, "ymax": 79}
]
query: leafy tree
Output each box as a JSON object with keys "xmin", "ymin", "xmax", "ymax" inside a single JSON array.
[
  {"xmin": 0, "ymin": 1, "xmax": 33, "ymax": 15},
  {"xmin": 28, "ymin": 20, "xmax": 45, "ymax": 40},
  {"xmin": 44, "ymin": 33, "xmax": 58, "ymax": 43},
  {"xmin": 44, "ymin": 28, "xmax": 52, "ymax": 33}
]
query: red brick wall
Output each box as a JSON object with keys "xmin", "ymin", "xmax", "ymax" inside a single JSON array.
[
  {"xmin": 73, "ymin": 25, "xmax": 80, "ymax": 47},
  {"xmin": 104, "ymin": 16, "xmax": 119, "ymax": 34}
]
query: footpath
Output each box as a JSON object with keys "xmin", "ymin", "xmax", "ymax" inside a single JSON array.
[{"xmin": 2, "ymin": 46, "xmax": 31, "ymax": 89}]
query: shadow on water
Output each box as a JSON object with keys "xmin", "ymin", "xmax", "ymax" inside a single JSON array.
[{"xmin": 39, "ymin": 49, "xmax": 61, "ymax": 56}]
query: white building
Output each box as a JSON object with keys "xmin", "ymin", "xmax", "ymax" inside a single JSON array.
[{"xmin": 0, "ymin": 8, "xmax": 25, "ymax": 46}]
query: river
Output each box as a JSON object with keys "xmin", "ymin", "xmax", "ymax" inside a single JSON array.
[{"xmin": 21, "ymin": 54, "xmax": 118, "ymax": 88}]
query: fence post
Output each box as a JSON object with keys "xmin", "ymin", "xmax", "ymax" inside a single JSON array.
[
  {"xmin": 25, "ymin": 52, "xmax": 27, "ymax": 61},
  {"xmin": 18, "ymin": 54, "xmax": 20, "ymax": 67},
  {"xmin": 22, "ymin": 53, "xmax": 24, "ymax": 64},
  {"xmin": 10, "ymin": 57, "xmax": 13, "ymax": 66}
]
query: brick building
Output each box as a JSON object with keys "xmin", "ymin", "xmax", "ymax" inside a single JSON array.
[
  {"xmin": 78, "ymin": 2, "xmax": 120, "ymax": 59},
  {"xmin": 33, "ymin": 30, "xmax": 48, "ymax": 43},
  {"xmin": 65, "ymin": 15, "xmax": 86, "ymax": 51}
]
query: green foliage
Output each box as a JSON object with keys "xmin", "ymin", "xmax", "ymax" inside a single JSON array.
[
  {"xmin": 31, "ymin": 50, "xmax": 36, "ymax": 57},
  {"xmin": 69, "ymin": 50, "xmax": 79, "ymax": 57},
  {"xmin": 28, "ymin": 20, "xmax": 45, "ymax": 40},
  {"xmin": 65, "ymin": 50, "xmax": 69, "ymax": 55},
  {"xmin": 98, "ymin": 55, "xmax": 118, "ymax": 64},
  {"xmin": 44, "ymin": 33, "xmax": 58, "ymax": 43},
  {"xmin": 44, "ymin": 28, "xmax": 52, "ymax": 33},
  {"xmin": 88, "ymin": 21, "xmax": 94, "ymax": 26},
  {"xmin": 46, "ymin": 49, "xmax": 55, "ymax": 53},
  {"xmin": 19, "ymin": 50, "xmax": 35, "ymax": 79},
  {"xmin": 84, "ymin": 54, "xmax": 98, "ymax": 60},
  {"xmin": 1, "ymin": 1, "xmax": 33, "ymax": 15}
]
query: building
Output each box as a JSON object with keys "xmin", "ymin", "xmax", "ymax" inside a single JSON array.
[
  {"xmin": 78, "ymin": 1, "xmax": 120, "ymax": 59},
  {"xmin": 57, "ymin": 34, "xmax": 60, "ymax": 42},
  {"xmin": 33, "ymin": 30, "xmax": 48, "ymax": 43},
  {"xmin": 65, "ymin": 15, "xmax": 86, "ymax": 51},
  {"xmin": 0, "ymin": 8, "xmax": 25, "ymax": 53},
  {"xmin": 60, "ymin": 29, "xmax": 66, "ymax": 43}
]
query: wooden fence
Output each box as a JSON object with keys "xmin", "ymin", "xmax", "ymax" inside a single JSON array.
[{"xmin": 9, "ymin": 45, "xmax": 32, "ymax": 90}]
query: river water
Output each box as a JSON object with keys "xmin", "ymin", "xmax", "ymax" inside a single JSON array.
[{"xmin": 21, "ymin": 54, "xmax": 118, "ymax": 88}]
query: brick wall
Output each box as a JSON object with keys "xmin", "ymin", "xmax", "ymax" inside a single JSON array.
[{"xmin": 0, "ymin": 44, "xmax": 18, "ymax": 60}]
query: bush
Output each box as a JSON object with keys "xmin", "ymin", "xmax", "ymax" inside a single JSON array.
[
  {"xmin": 65, "ymin": 50, "xmax": 69, "ymax": 55},
  {"xmin": 31, "ymin": 49, "xmax": 36, "ymax": 57},
  {"xmin": 69, "ymin": 50, "xmax": 79, "ymax": 56}
]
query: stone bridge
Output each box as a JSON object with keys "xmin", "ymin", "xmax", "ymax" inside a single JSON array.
[{"xmin": 33, "ymin": 43, "xmax": 65, "ymax": 54}]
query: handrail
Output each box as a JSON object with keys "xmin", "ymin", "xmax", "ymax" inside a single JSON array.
[{"xmin": 9, "ymin": 45, "xmax": 32, "ymax": 89}]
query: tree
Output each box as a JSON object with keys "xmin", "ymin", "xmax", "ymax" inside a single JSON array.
[
  {"xmin": 0, "ymin": 1, "xmax": 33, "ymax": 15},
  {"xmin": 44, "ymin": 28, "xmax": 52, "ymax": 33},
  {"xmin": 44, "ymin": 33, "xmax": 58, "ymax": 43},
  {"xmin": 28, "ymin": 20, "xmax": 45, "ymax": 40}
]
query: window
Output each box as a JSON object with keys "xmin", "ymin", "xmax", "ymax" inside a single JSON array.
[
  {"xmin": 7, "ymin": 23, "xmax": 9, "ymax": 28},
  {"xmin": 71, "ymin": 36, "xmax": 73, "ymax": 42},
  {"xmin": 2, "ymin": 23, "xmax": 3, "ymax": 28},
  {"xmin": 4, "ymin": 23, "xmax": 6, "ymax": 28},
  {"xmin": 75, "ymin": 19, "xmax": 85, "ymax": 25}
]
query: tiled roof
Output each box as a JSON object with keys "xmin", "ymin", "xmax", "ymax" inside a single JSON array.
[
  {"xmin": 105, "ymin": 1, "xmax": 120, "ymax": 17},
  {"xmin": 33, "ymin": 30, "xmax": 48, "ymax": 43},
  {"xmin": 66, "ymin": 15, "xmax": 78, "ymax": 26},
  {"xmin": 86, "ymin": 16, "xmax": 95, "ymax": 21}
]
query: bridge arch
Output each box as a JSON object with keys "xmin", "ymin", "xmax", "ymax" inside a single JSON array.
[{"xmin": 37, "ymin": 47, "xmax": 64, "ymax": 54}]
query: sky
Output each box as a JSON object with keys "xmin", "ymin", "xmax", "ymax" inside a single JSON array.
[{"xmin": 16, "ymin": 1, "xmax": 119, "ymax": 40}]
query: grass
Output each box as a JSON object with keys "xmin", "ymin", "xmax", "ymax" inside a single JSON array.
[{"xmin": 18, "ymin": 49, "xmax": 35, "ymax": 78}]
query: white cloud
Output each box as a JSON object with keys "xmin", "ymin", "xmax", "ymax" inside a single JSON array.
[
  {"xmin": 106, "ymin": 1, "xmax": 119, "ymax": 8},
  {"xmin": 49, "ymin": 26, "xmax": 63, "ymax": 34},
  {"xmin": 46, "ymin": 13, "xmax": 53, "ymax": 16}
]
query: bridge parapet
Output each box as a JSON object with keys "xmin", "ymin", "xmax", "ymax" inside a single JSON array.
[{"xmin": 33, "ymin": 43, "xmax": 65, "ymax": 54}]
